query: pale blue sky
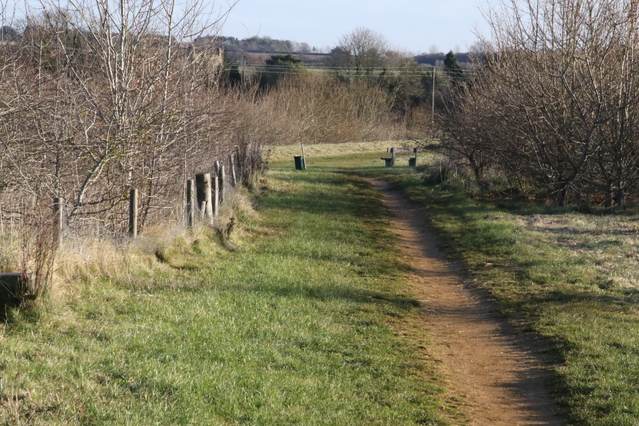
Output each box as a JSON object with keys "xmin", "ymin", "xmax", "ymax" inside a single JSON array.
[{"xmin": 220, "ymin": 0, "xmax": 492, "ymax": 54}]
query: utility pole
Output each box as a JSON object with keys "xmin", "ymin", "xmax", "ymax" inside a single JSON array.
[{"xmin": 431, "ymin": 66, "xmax": 436, "ymax": 120}]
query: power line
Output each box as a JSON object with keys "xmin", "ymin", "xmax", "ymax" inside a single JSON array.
[
  {"xmin": 233, "ymin": 64, "xmax": 479, "ymax": 78},
  {"xmin": 237, "ymin": 63, "xmax": 478, "ymax": 72}
]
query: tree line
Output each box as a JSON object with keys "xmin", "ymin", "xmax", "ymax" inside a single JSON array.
[
  {"xmin": 222, "ymin": 27, "xmax": 466, "ymax": 125},
  {"xmin": 217, "ymin": 36, "xmax": 315, "ymax": 54},
  {"xmin": 439, "ymin": 0, "xmax": 639, "ymax": 209}
]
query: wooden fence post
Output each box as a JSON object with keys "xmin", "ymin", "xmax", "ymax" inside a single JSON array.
[
  {"xmin": 129, "ymin": 189, "xmax": 138, "ymax": 237},
  {"xmin": 196, "ymin": 173, "xmax": 213, "ymax": 223},
  {"xmin": 229, "ymin": 154, "xmax": 237, "ymax": 187},
  {"xmin": 213, "ymin": 174, "xmax": 220, "ymax": 217},
  {"xmin": 53, "ymin": 197, "xmax": 63, "ymax": 247},
  {"xmin": 234, "ymin": 145, "xmax": 242, "ymax": 184},
  {"xmin": 186, "ymin": 179, "xmax": 195, "ymax": 228},
  {"xmin": 219, "ymin": 165, "xmax": 226, "ymax": 205}
]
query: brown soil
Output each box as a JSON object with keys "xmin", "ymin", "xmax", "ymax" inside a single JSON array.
[{"xmin": 370, "ymin": 179, "xmax": 564, "ymax": 426}]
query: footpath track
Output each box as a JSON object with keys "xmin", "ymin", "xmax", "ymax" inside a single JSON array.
[{"xmin": 369, "ymin": 179, "xmax": 563, "ymax": 426}]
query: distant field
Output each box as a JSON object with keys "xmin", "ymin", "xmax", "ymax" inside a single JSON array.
[{"xmin": 266, "ymin": 140, "xmax": 414, "ymax": 162}]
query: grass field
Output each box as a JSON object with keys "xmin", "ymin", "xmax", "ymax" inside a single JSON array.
[
  {"xmin": 0, "ymin": 142, "xmax": 453, "ymax": 424},
  {"xmin": 6, "ymin": 139, "xmax": 639, "ymax": 425}
]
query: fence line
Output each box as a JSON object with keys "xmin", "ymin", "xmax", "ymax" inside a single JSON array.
[{"xmin": 0, "ymin": 141, "xmax": 264, "ymax": 243}]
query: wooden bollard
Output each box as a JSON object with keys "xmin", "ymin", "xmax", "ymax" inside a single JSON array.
[
  {"xmin": 186, "ymin": 179, "xmax": 195, "ymax": 228},
  {"xmin": 129, "ymin": 188, "xmax": 138, "ymax": 237},
  {"xmin": 195, "ymin": 173, "xmax": 213, "ymax": 223}
]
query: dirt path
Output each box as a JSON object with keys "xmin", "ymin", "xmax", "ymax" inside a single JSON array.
[{"xmin": 370, "ymin": 179, "xmax": 563, "ymax": 426}]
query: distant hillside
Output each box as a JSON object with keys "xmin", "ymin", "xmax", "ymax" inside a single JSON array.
[
  {"xmin": 215, "ymin": 35, "xmax": 322, "ymax": 54},
  {"xmin": 209, "ymin": 35, "xmax": 472, "ymax": 67}
]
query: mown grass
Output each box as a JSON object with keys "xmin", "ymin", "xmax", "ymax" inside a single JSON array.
[
  {"xmin": 332, "ymin": 148, "xmax": 639, "ymax": 426},
  {"xmin": 0, "ymin": 144, "xmax": 451, "ymax": 424}
]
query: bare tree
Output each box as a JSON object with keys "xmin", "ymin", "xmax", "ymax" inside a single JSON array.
[
  {"xmin": 21, "ymin": 0, "xmax": 238, "ymax": 230},
  {"xmin": 443, "ymin": 0, "xmax": 639, "ymax": 206},
  {"xmin": 331, "ymin": 27, "xmax": 390, "ymax": 76}
]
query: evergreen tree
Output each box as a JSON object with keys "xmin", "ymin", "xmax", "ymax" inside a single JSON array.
[
  {"xmin": 443, "ymin": 51, "xmax": 463, "ymax": 82},
  {"xmin": 260, "ymin": 54, "xmax": 304, "ymax": 90}
]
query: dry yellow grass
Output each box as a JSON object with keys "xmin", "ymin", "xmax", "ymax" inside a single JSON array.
[{"xmin": 4, "ymin": 186, "xmax": 260, "ymax": 305}]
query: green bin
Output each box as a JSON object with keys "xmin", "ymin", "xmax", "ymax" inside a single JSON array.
[{"xmin": 294, "ymin": 156, "xmax": 306, "ymax": 170}]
